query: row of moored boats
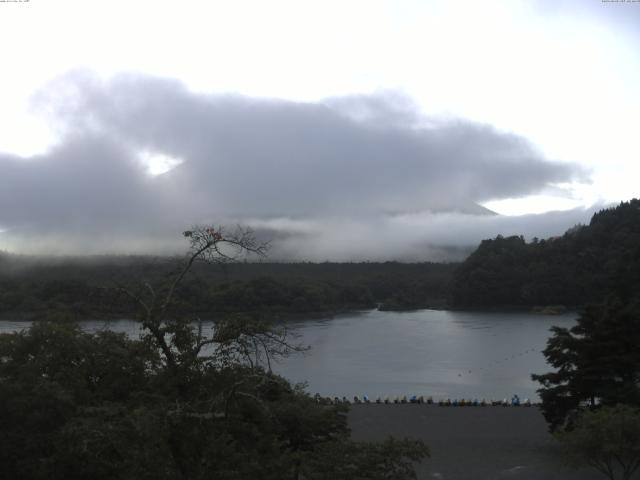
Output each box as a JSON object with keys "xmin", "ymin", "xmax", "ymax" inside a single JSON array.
[{"xmin": 314, "ymin": 394, "xmax": 535, "ymax": 407}]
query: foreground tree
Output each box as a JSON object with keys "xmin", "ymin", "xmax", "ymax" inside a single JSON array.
[
  {"xmin": 0, "ymin": 226, "xmax": 428, "ymax": 480},
  {"xmin": 301, "ymin": 436, "xmax": 430, "ymax": 480},
  {"xmin": 556, "ymin": 405, "xmax": 640, "ymax": 480},
  {"xmin": 532, "ymin": 295, "xmax": 640, "ymax": 431},
  {"xmin": 117, "ymin": 226, "xmax": 270, "ymax": 371}
]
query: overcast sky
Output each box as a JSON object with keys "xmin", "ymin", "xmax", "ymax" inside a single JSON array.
[{"xmin": 0, "ymin": 0, "xmax": 638, "ymax": 259}]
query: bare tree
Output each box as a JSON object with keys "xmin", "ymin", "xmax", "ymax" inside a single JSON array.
[{"xmin": 117, "ymin": 225, "xmax": 299, "ymax": 373}]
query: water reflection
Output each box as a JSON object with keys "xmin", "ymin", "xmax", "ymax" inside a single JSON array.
[
  {"xmin": 275, "ymin": 309, "xmax": 576, "ymax": 401},
  {"xmin": 0, "ymin": 309, "xmax": 575, "ymax": 400}
]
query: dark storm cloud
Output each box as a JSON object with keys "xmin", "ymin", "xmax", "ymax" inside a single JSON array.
[
  {"xmin": 35, "ymin": 72, "xmax": 586, "ymax": 216},
  {"xmin": 0, "ymin": 72, "xmax": 590, "ymax": 258},
  {"xmin": 0, "ymin": 137, "xmax": 157, "ymax": 228}
]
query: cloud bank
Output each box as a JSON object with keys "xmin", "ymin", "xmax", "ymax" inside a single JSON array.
[{"xmin": 0, "ymin": 72, "xmax": 590, "ymax": 259}]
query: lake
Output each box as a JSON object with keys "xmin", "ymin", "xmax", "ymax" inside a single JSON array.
[{"xmin": 0, "ymin": 309, "xmax": 576, "ymax": 401}]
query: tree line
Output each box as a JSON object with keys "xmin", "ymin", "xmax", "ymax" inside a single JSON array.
[
  {"xmin": 0, "ymin": 257, "xmax": 455, "ymax": 319},
  {"xmin": 452, "ymin": 199, "xmax": 640, "ymax": 308}
]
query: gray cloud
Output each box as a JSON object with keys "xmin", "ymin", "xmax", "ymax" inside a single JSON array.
[
  {"xmin": 245, "ymin": 206, "xmax": 601, "ymax": 262},
  {"xmin": 0, "ymin": 72, "xmax": 590, "ymax": 259}
]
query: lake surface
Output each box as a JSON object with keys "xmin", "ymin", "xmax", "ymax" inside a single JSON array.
[{"xmin": 0, "ymin": 309, "xmax": 576, "ymax": 401}]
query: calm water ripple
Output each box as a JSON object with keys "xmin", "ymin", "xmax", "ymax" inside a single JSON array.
[{"xmin": 0, "ymin": 309, "xmax": 576, "ymax": 401}]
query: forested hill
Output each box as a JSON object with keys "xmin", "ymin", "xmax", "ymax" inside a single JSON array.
[
  {"xmin": 0, "ymin": 256, "xmax": 455, "ymax": 319},
  {"xmin": 452, "ymin": 199, "xmax": 640, "ymax": 309}
]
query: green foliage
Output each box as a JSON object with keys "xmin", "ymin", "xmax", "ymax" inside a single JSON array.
[
  {"xmin": 0, "ymin": 227, "xmax": 428, "ymax": 479},
  {"xmin": 0, "ymin": 322, "xmax": 159, "ymax": 480},
  {"xmin": 556, "ymin": 405, "xmax": 640, "ymax": 480},
  {"xmin": 0, "ymin": 318, "xmax": 427, "ymax": 479},
  {"xmin": 0, "ymin": 261, "xmax": 455, "ymax": 318},
  {"xmin": 532, "ymin": 296, "xmax": 640, "ymax": 431},
  {"xmin": 302, "ymin": 436, "xmax": 429, "ymax": 480},
  {"xmin": 453, "ymin": 199, "xmax": 640, "ymax": 308},
  {"xmin": 207, "ymin": 276, "xmax": 376, "ymax": 313}
]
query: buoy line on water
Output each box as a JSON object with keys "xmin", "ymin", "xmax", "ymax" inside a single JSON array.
[{"xmin": 453, "ymin": 345, "xmax": 542, "ymax": 378}]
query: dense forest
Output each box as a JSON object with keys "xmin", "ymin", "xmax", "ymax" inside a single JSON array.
[
  {"xmin": 0, "ymin": 256, "xmax": 455, "ymax": 319},
  {"xmin": 452, "ymin": 199, "xmax": 640, "ymax": 309}
]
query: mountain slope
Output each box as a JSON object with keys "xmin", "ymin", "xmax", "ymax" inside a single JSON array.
[{"xmin": 452, "ymin": 199, "xmax": 640, "ymax": 308}]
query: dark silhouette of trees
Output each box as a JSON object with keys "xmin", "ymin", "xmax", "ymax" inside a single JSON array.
[
  {"xmin": 0, "ymin": 258, "xmax": 455, "ymax": 318},
  {"xmin": 532, "ymin": 296, "xmax": 640, "ymax": 431},
  {"xmin": 556, "ymin": 405, "xmax": 640, "ymax": 480},
  {"xmin": 0, "ymin": 226, "xmax": 429, "ymax": 479}
]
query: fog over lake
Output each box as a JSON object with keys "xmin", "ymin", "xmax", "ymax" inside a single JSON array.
[{"xmin": 0, "ymin": 309, "xmax": 575, "ymax": 401}]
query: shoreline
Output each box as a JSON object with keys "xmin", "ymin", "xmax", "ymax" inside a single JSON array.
[{"xmin": 0, "ymin": 304, "xmax": 580, "ymax": 323}]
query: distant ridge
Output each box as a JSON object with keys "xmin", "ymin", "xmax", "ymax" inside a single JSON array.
[{"xmin": 383, "ymin": 202, "xmax": 498, "ymax": 217}]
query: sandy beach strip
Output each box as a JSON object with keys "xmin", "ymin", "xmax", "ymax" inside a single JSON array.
[{"xmin": 348, "ymin": 404, "xmax": 603, "ymax": 480}]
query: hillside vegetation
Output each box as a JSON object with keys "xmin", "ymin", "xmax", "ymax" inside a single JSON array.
[
  {"xmin": 452, "ymin": 199, "xmax": 640, "ymax": 309},
  {"xmin": 0, "ymin": 257, "xmax": 455, "ymax": 319}
]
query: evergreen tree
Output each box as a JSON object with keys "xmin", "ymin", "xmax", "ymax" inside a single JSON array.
[{"xmin": 532, "ymin": 296, "xmax": 640, "ymax": 431}]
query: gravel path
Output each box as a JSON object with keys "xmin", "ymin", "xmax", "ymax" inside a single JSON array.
[{"xmin": 348, "ymin": 404, "xmax": 605, "ymax": 480}]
